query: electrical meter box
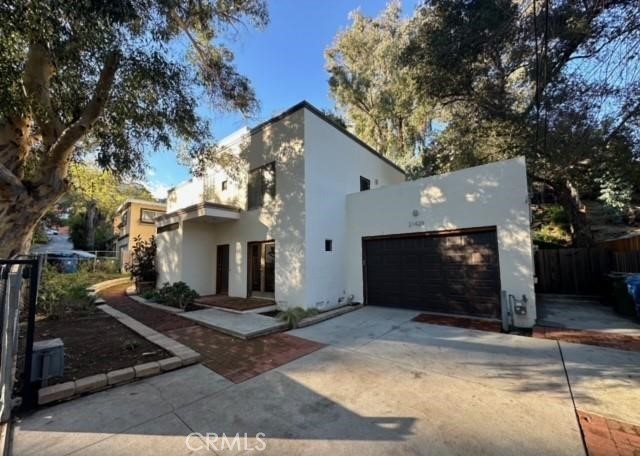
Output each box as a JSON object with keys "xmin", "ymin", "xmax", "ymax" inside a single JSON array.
[{"xmin": 31, "ymin": 338, "xmax": 64, "ymax": 384}]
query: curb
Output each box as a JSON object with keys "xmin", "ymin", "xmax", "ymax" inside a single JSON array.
[{"xmin": 124, "ymin": 287, "xmax": 184, "ymax": 314}]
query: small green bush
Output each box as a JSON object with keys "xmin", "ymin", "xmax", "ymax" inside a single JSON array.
[
  {"xmin": 277, "ymin": 307, "xmax": 320, "ymax": 329},
  {"xmin": 145, "ymin": 282, "xmax": 199, "ymax": 309},
  {"xmin": 37, "ymin": 265, "xmax": 96, "ymax": 319}
]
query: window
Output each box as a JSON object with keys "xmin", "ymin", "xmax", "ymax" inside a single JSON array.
[
  {"xmin": 120, "ymin": 210, "xmax": 128, "ymax": 226},
  {"xmin": 248, "ymin": 162, "xmax": 276, "ymax": 209},
  {"xmin": 140, "ymin": 209, "xmax": 161, "ymax": 224},
  {"xmin": 360, "ymin": 176, "xmax": 370, "ymax": 191},
  {"xmin": 325, "ymin": 239, "xmax": 332, "ymax": 252},
  {"xmin": 221, "ymin": 180, "xmax": 228, "ymax": 191}
]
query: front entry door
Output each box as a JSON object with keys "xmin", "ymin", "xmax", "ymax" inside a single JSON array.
[
  {"xmin": 248, "ymin": 241, "xmax": 275, "ymax": 297},
  {"xmin": 216, "ymin": 244, "xmax": 229, "ymax": 294}
]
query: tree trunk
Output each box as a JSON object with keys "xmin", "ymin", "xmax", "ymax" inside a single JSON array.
[
  {"xmin": 0, "ymin": 189, "xmax": 61, "ymax": 258},
  {"xmin": 557, "ymin": 179, "xmax": 593, "ymax": 247},
  {"xmin": 85, "ymin": 201, "xmax": 98, "ymax": 250}
]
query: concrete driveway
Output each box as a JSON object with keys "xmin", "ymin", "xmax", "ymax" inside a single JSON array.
[{"xmin": 14, "ymin": 306, "xmax": 640, "ymax": 455}]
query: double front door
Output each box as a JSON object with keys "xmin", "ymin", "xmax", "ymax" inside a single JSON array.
[{"xmin": 249, "ymin": 241, "xmax": 275, "ymax": 298}]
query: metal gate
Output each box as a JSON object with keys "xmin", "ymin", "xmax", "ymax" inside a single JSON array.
[{"xmin": 0, "ymin": 256, "xmax": 42, "ymax": 422}]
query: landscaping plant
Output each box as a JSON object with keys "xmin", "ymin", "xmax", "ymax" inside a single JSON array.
[
  {"xmin": 37, "ymin": 265, "xmax": 96, "ymax": 319},
  {"xmin": 143, "ymin": 282, "xmax": 199, "ymax": 310},
  {"xmin": 126, "ymin": 235, "xmax": 157, "ymax": 292},
  {"xmin": 277, "ymin": 307, "xmax": 320, "ymax": 329}
]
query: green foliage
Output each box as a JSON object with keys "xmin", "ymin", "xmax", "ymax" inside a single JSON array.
[
  {"xmin": 37, "ymin": 266, "xmax": 91, "ymax": 319},
  {"xmin": 277, "ymin": 307, "xmax": 320, "ymax": 329},
  {"xmin": 126, "ymin": 235, "xmax": 156, "ymax": 283},
  {"xmin": 532, "ymin": 205, "xmax": 572, "ymax": 247},
  {"xmin": 326, "ymin": 2, "xmax": 432, "ymax": 169},
  {"xmin": 596, "ymin": 173, "xmax": 633, "ymax": 222},
  {"xmin": 328, "ymin": 0, "xmax": 640, "ymax": 246},
  {"xmin": 143, "ymin": 282, "xmax": 199, "ymax": 310}
]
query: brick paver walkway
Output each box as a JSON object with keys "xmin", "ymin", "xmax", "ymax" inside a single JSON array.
[
  {"xmin": 166, "ymin": 324, "xmax": 324, "ymax": 383},
  {"xmin": 101, "ymin": 285, "xmax": 324, "ymax": 383},
  {"xmin": 578, "ymin": 410, "xmax": 640, "ymax": 456},
  {"xmin": 412, "ymin": 313, "xmax": 503, "ymax": 333},
  {"xmin": 533, "ymin": 326, "xmax": 640, "ymax": 352}
]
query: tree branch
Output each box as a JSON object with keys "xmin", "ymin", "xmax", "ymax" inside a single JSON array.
[
  {"xmin": 39, "ymin": 51, "xmax": 120, "ymax": 183},
  {"xmin": 23, "ymin": 43, "xmax": 63, "ymax": 148}
]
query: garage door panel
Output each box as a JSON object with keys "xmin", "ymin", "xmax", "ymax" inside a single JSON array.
[{"xmin": 364, "ymin": 229, "xmax": 501, "ymax": 318}]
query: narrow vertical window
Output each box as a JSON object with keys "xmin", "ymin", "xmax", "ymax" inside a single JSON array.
[
  {"xmin": 360, "ymin": 176, "xmax": 370, "ymax": 191},
  {"xmin": 325, "ymin": 240, "xmax": 332, "ymax": 251}
]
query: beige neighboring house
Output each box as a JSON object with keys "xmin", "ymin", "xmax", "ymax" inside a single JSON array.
[{"xmin": 114, "ymin": 199, "xmax": 166, "ymax": 270}]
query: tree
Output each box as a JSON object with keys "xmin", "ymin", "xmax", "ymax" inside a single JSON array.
[
  {"xmin": 65, "ymin": 163, "xmax": 153, "ymax": 250},
  {"xmin": 0, "ymin": 0, "xmax": 268, "ymax": 257},
  {"xmin": 402, "ymin": 0, "xmax": 640, "ymax": 246},
  {"xmin": 326, "ymin": 2, "xmax": 433, "ymax": 169}
]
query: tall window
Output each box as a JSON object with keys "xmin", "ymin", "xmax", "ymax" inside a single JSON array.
[
  {"xmin": 360, "ymin": 176, "xmax": 370, "ymax": 191},
  {"xmin": 248, "ymin": 162, "xmax": 276, "ymax": 209}
]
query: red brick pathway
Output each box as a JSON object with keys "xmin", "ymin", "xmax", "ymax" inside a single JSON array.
[
  {"xmin": 412, "ymin": 313, "xmax": 503, "ymax": 333},
  {"xmin": 101, "ymin": 285, "xmax": 324, "ymax": 383},
  {"xmin": 533, "ymin": 326, "xmax": 640, "ymax": 352},
  {"xmin": 166, "ymin": 325, "xmax": 324, "ymax": 383},
  {"xmin": 578, "ymin": 410, "xmax": 640, "ymax": 456}
]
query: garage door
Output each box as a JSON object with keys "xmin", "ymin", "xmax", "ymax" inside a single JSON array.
[{"xmin": 363, "ymin": 228, "xmax": 501, "ymax": 318}]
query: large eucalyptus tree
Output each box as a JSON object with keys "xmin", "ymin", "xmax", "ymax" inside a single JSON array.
[{"xmin": 0, "ymin": 0, "xmax": 268, "ymax": 257}]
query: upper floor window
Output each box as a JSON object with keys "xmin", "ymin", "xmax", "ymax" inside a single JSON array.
[
  {"xmin": 360, "ymin": 176, "xmax": 370, "ymax": 191},
  {"xmin": 221, "ymin": 180, "xmax": 228, "ymax": 191},
  {"xmin": 248, "ymin": 162, "xmax": 276, "ymax": 209},
  {"xmin": 140, "ymin": 209, "xmax": 161, "ymax": 224},
  {"xmin": 121, "ymin": 210, "xmax": 128, "ymax": 227}
]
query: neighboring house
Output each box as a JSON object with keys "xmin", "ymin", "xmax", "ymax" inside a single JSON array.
[
  {"xmin": 156, "ymin": 101, "xmax": 536, "ymax": 327},
  {"xmin": 114, "ymin": 199, "xmax": 166, "ymax": 270}
]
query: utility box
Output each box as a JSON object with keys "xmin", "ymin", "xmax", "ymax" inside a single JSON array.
[{"xmin": 31, "ymin": 338, "xmax": 64, "ymax": 386}]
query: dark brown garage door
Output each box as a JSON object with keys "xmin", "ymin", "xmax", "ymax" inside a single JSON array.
[{"xmin": 364, "ymin": 228, "xmax": 501, "ymax": 318}]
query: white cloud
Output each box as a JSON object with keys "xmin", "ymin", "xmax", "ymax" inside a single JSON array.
[{"xmin": 146, "ymin": 181, "xmax": 171, "ymax": 199}]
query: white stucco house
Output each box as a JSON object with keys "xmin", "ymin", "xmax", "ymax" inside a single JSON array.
[{"xmin": 155, "ymin": 101, "xmax": 536, "ymax": 327}]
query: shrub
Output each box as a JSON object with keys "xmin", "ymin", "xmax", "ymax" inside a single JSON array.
[
  {"xmin": 37, "ymin": 265, "xmax": 96, "ymax": 319},
  {"xmin": 277, "ymin": 307, "xmax": 320, "ymax": 329},
  {"xmin": 126, "ymin": 235, "xmax": 157, "ymax": 284},
  {"xmin": 146, "ymin": 282, "xmax": 199, "ymax": 309}
]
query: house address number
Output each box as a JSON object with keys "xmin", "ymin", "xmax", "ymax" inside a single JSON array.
[{"xmin": 408, "ymin": 220, "xmax": 425, "ymax": 228}]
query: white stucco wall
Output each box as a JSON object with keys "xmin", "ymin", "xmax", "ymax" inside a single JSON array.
[
  {"xmin": 303, "ymin": 109, "xmax": 406, "ymax": 310},
  {"xmin": 156, "ymin": 109, "xmax": 307, "ymax": 306},
  {"xmin": 346, "ymin": 157, "xmax": 536, "ymax": 327},
  {"xmin": 156, "ymin": 225, "xmax": 183, "ymax": 286}
]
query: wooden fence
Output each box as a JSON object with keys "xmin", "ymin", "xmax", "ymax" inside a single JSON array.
[{"xmin": 534, "ymin": 248, "xmax": 640, "ymax": 294}]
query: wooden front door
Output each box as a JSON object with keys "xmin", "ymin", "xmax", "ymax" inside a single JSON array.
[
  {"xmin": 248, "ymin": 241, "xmax": 275, "ymax": 297},
  {"xmin": 216, "ymin": 244, "xmax": 229, "ymax": 294}
]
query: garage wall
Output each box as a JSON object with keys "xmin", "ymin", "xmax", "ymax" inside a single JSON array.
[
  {"xmin": 346, "ymin": 157, "xmax": 536, "ymax": 327},
  {"xmin": 303, "ymin": 108, "xmax": 406, "ymax": 310}
]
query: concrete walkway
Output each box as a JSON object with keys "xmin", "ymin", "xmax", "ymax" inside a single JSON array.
[
  {"xmin": 14, "ymin": 306, "xmax": 639, "ymax": 455},
  {"xmin": 180, "ymin": 308, "xmax": 286, "ymax": 339}
]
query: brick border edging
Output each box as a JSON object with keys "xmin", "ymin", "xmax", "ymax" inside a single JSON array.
[{"xmin": 37, "ymin": 304, "xmax": 201, "ymax": 405}]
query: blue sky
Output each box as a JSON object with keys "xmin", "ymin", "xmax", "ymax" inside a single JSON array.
[{"xmin": 145, "ymin": 0, "xmax": 419, "ymax": 197}]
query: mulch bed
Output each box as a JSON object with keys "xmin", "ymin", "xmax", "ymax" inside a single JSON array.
[
  {"xmin": 578, "ymin": 410, "xmax": 640, "ymax": 456},
  {"xmin": 533, "ymin": 326, "xmax": 640, "ymax": 352},
  {"xmin": 166, "ymin": 325, "xmax": 324, "ymax": 383},
  {"xmin": 412, "ymin": 313, "xmax": 503, "ymax": 333},
  {"xmin": 28, "ymin": 314, "xmax": 169, "ymax": 384},
  {"xmin": 101, "ymin": 285, "xmax": 325, "ymax": 383}
]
